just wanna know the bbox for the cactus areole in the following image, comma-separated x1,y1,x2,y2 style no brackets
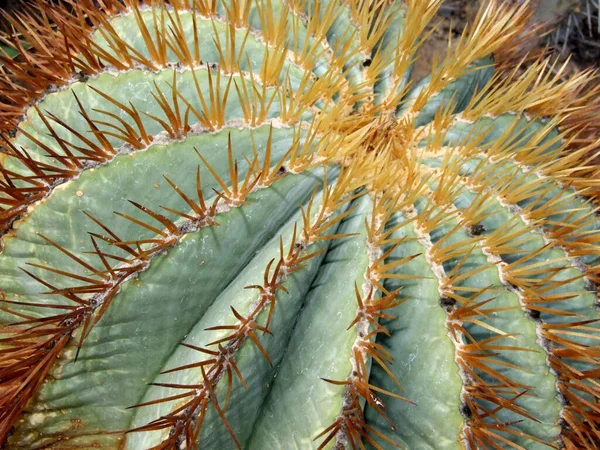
0,0,599,449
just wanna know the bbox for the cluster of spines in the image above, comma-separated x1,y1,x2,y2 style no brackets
0,0,599,448
0,0,382,234
411,121,600,447
0,0,384,432
315,190,424,449
3,0,595,236
0,0,352,130
459,160,600,447
0,64,311,235
126,163,367,448
356,105,600,447
0,123,311,443
406,178,549,448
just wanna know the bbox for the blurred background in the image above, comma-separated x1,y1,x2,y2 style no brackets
412,0,600,79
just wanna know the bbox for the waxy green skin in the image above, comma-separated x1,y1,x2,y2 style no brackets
1,1,599,449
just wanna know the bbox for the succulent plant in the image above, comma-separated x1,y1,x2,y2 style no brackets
546,0,600,67
0,0,599,449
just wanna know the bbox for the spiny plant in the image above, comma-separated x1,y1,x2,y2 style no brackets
0,0,599,449
546,0,599,67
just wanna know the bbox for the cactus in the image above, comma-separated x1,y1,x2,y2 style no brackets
0,0,599,448
546,0,600,67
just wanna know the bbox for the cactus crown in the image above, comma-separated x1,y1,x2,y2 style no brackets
0,0,599,449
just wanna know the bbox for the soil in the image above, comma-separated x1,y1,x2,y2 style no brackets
411,0,481,80
412,0,600,81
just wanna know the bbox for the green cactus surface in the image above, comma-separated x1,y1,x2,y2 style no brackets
0,0,599,449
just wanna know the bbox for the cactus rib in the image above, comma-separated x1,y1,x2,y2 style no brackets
0,0,599,449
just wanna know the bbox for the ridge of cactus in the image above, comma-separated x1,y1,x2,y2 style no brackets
0,0,599,449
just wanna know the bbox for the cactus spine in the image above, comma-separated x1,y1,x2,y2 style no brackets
0,0,599,449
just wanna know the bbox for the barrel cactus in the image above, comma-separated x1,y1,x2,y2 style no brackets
0,0,599,448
